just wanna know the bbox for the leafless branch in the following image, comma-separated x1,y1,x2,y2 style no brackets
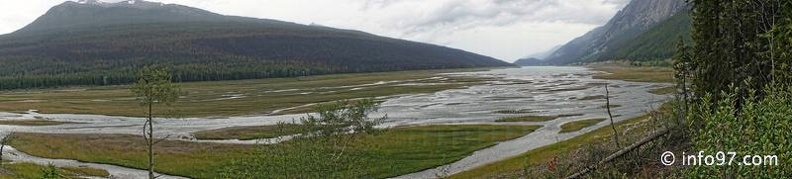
153,134,172,145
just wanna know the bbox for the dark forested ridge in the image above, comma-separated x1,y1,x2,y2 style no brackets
0,0,511,90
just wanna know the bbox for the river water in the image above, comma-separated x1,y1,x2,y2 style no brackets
0,66,669,178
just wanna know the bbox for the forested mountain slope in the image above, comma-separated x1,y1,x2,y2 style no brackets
543,0,688,64
598,10,692,61
0,0,511,90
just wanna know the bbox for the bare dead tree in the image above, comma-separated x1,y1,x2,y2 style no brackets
565,128,670,179
605,84,620,148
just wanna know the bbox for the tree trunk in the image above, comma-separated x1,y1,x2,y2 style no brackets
606,84,620,148
148,102,154,179
566,128,670,179
0,135,6,167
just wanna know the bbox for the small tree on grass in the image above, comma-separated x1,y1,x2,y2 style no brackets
131,66,181,179
299,98,385,160
220,98,385,178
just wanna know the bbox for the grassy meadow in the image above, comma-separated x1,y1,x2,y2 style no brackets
0,68,494,117
0,119,74,126
9,124,539,178
495,114,584,122
0,162,109,179
559,118,606,133
193,124,304,140
589,63,674,83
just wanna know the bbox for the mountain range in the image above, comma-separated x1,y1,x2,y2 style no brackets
0,0,511,90
531,0,690,65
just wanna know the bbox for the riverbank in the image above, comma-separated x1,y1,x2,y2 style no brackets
447,64,676,178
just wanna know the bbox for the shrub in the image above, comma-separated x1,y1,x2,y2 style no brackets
686,85,792,177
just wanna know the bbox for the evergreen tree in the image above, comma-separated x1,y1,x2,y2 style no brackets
131,66,181,179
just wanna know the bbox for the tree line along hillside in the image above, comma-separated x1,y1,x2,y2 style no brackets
0,1,511,90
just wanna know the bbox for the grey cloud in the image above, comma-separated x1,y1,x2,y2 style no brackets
361,0,406,10
362,0,629,36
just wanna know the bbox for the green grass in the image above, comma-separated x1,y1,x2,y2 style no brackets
450,102,672,178
193,124,304,140
649,86,676,95
493,109,537,114
579,95,606,100
0,120,73,126
0,162,109,178
589,63,674,83
601,104,622,109
9,124,539,179
495,114,584,122
9,133,250,178
330,125,541,178
548,85,593,92
559,118,606,133
0,68,491,117
61,166,110,178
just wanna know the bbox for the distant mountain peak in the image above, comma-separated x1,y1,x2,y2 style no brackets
71,0,165,9
76,0,100,4
13,0,224,34
0,0,511,90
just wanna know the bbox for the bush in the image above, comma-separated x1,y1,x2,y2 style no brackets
40,164,60,179
686,85,792,177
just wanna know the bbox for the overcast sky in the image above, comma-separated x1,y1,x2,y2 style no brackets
0,0,630,62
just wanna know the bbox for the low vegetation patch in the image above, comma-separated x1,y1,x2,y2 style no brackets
649,86,676,95
493,109,538,114
193,124,304,140
0,119,73,126
60,166,111,178
601,104,622,109
579,95,606,100
496,114,584,122
548,85,592,92
9,124,539,179
0,162,109,179
559,118,606,133
9,133,251,178
589,63,673,83
0,69,490,117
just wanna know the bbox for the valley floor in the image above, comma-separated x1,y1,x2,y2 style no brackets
0,65,673,178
